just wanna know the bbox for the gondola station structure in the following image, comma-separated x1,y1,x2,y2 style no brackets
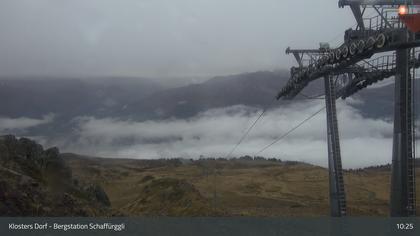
278,0,420,217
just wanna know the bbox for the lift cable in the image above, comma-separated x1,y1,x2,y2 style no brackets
254,106,326,156
213,96,278,209
299,93,325,100
224,97,278,158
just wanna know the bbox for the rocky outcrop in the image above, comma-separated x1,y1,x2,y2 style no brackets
0,135,112,216
85,184,111,207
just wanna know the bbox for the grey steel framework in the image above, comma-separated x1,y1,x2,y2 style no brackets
324,75,346,217
277,1,420,216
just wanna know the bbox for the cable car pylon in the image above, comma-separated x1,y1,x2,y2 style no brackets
278,1,420,217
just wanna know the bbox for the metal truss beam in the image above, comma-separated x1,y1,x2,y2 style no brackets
278,37,420,100
349,3,366,30
390,32,416,216
279,2,419,217
324,75,347,217
337,55,420,98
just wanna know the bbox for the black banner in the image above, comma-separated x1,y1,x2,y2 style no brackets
0,217,419,236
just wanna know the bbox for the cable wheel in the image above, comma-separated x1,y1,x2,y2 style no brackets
341,45,349,58
349,42,357,55
335,49,342,61
375,33,386,48
357,40,365,53
366,37,376,49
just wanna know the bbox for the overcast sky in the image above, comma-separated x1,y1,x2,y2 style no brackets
0,0,355,83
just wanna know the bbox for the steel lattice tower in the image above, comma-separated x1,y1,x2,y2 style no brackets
277,0,420,216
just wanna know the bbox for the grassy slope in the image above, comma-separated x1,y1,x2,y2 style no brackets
64,155,420,217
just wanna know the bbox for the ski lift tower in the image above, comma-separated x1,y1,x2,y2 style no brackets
278,0,420,216
338,0,420,217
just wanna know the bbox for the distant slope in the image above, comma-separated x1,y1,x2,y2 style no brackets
353,82,395,119
2,133,416,217
64,154,420,217
0,72,415,141
0,77,163,118
120,70,291,119
0,72,406,122
115,72,412,120
341,78,420,119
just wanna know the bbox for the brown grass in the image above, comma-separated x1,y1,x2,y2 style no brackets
64,155,420,217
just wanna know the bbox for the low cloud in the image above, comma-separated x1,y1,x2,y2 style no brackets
46,99,407,168
0,114,54,132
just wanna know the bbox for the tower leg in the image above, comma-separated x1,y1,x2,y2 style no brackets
324,75,347,217
390,31,416,217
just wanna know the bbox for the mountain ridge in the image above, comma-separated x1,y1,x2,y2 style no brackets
0,71,412,142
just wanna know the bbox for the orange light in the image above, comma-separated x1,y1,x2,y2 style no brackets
399,5,408,15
